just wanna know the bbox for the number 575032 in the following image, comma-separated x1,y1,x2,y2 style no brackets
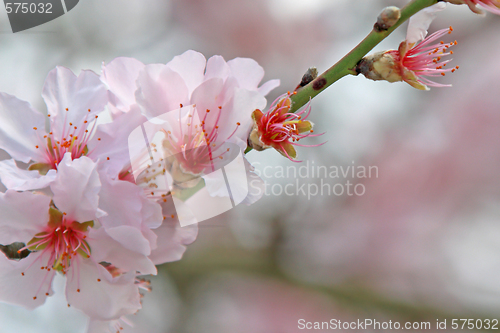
5,3,53,14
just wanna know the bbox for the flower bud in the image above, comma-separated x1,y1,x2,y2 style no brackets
356,50,403,83
375,6,401,31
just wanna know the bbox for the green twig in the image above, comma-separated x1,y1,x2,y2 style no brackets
288,0,438,113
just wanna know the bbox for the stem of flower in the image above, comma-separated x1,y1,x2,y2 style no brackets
288,0,438,113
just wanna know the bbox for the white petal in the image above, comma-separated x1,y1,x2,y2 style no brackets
66,261,141,320
0,251,55,309
0,190,51,245
135,64,189,119
205,55,230,81
407,2,447,44
166,50,206,96
42,67,108,138
0,159,56,190
51,153,101,222
100,57,145,113
258,79,280,97
227,57,265,91
224,88,267,142
0,93,47,163
89,228,156,275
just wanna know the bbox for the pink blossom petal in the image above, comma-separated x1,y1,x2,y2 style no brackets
258,79,281,97
66,261,141,320
205,55,230,81
227,57,265,91
100,57,145,114
0,190,51,245
98,174,162,233
98,175,141,229
140,195,163,230
51,153,101,222
190,77,225,121
407,3,447,44
166,50,206,96
219,76,240,107
0,93,47,163
135,64,189,119
0,159,56,190
104,225,152,257
88,228,156,275
86,318,127,333
0,251,55,309
42,67,107,139
223,88,267,141
141,225,158,251
88,108,147,178
149,200,198,265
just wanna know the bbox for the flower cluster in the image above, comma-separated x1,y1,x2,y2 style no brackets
0,51,279,330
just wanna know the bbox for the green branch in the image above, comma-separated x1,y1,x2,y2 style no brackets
288,0,438,113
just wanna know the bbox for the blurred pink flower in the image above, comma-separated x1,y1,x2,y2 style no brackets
186,274,353,333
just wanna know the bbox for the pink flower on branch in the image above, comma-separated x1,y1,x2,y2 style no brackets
248,92,323,161
446,0,500,15
387,27,459,90
358,3,459,90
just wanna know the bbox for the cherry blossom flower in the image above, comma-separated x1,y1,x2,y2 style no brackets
101,51,279,206
0,66,147,190
0,154,155,321
389,26,458,90
0,67,105,169
446,0,500,15
358,3,459,90
248,92,322,161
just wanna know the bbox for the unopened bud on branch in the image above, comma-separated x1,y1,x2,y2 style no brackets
295,67,318,91
375,6,401,31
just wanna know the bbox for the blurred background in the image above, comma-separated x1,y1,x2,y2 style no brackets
1,0,499,332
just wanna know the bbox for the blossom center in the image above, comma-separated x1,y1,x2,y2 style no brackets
162,105,239,176
20,207,93,275
32,108,100,170
401,26,459,87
